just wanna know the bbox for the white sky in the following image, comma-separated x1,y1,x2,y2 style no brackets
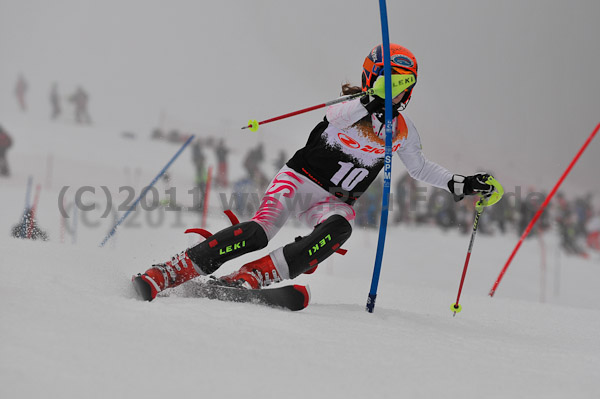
1,0,599,197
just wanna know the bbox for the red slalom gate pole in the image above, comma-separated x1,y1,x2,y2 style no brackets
489,122,600,297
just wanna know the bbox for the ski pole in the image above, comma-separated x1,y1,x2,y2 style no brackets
489,122,599,297
242,74,415,132
452,176,503,316
242,91,368,132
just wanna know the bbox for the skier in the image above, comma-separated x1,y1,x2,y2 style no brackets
133,44,496,301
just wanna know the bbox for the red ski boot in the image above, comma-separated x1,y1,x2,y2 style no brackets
219,254,282,289
132,251,201,301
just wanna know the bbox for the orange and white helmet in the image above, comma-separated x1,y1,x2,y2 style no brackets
361,44,418,108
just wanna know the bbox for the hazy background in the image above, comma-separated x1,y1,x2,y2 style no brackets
1,0,599,197
1,3,600,397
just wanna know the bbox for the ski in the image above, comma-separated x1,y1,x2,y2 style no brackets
184,280,310,311
132,274,310,311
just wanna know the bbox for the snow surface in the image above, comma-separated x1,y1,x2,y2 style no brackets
1,110,600,399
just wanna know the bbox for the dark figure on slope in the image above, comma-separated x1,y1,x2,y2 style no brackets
191,138,207,211
15,74,28,112
69,86,92,124
243,142,268,189
0,125,13,177
215,139,229,188
50,83,61,119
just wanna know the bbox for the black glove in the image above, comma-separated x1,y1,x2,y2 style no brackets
361,95,385,114
448,173,493,202
360,95,400,119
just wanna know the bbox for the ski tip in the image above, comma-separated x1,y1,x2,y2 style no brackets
293,284,310,309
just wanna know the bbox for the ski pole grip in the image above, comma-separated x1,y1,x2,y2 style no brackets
477,176,504,209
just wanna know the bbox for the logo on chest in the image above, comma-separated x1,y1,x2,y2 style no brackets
337,133,361,149
337,132,402,154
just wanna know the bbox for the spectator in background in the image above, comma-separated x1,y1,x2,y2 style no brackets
273,149,287,172
15,74,28,112
428,187,456,230
395,172,417,224
355,177,383,228
215,139,229,188
557,210,588,258
191,138,207,212
587,211,600,251
0,125,13,177
192,138,207,187
519,188,544,237
455,196,474,234
243,143,267,188
69,86,92,124
167,129,181,143
151,128,164,140
50,82,61,119
573,194,593,237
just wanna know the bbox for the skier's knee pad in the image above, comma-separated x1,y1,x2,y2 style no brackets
187,221,268,274
283,215,352,279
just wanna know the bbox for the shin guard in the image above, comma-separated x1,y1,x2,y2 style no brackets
187,220,268,274
283,215,352,279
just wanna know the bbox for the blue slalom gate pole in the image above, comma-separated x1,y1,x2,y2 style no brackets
366,0,394,313
99,135,195,247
